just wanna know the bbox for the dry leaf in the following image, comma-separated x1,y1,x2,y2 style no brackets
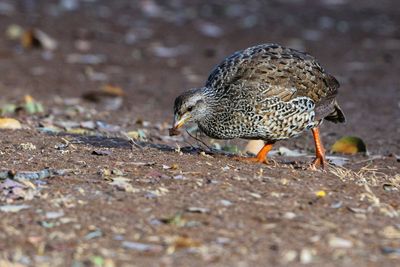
166,236,201,254
0,118,22,129
24,95,44,114
331,136,367,155
169,127,181,136
380,226,400,239
66,128,94,135
21,28,57,50
82,85,124,110
172,236,201,249
127,129,146,140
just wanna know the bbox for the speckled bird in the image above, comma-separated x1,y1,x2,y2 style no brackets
171,44,345,168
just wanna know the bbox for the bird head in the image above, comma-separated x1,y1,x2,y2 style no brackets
171,88,209,133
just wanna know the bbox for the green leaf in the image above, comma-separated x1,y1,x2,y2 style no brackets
221,145,239,153
0,103,17,115
160,212,186,227
91,256,104,267
24,95,44,114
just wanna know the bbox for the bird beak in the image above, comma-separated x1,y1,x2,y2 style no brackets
173,112,191,129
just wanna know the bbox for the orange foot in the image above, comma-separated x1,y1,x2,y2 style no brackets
310,127,326,170
234,143,273,164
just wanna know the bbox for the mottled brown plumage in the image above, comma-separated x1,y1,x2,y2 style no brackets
171,43,345,168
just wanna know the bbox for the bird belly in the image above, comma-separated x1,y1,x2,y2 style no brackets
254,96,318,140
257,111,317,141
198,96,318,141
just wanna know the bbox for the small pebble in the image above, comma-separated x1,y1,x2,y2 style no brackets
328,236,353,248
122,241,162,253
381,247,400,255
45,211,64,219
281,250,297,264
220,199,233,207
330,201,342,209
283,212,296,220
300,248,313,264
186,207,210,213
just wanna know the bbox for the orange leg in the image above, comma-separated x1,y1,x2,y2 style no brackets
235,143,274,164
311,127,326,169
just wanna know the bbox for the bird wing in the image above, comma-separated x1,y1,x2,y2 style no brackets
205,44,340,119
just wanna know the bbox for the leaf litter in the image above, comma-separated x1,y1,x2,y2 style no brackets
331,136,367,155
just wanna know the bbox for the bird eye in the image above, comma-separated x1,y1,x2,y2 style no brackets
187,106,193,112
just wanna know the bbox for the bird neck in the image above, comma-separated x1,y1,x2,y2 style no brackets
198,86,213,97
194,87,220,125
200,87,220,103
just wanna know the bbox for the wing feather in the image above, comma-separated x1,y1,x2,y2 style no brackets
206,44,338,104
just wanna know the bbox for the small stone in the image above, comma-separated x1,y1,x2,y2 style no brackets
330,201,342,209
221,166,230,171
84,229,103,240
45,211,64,219
173,175,185,180
186,207,210,213
328,236,353,248
300,248,313,264
381,247,400,255
347,207,367,214
216,237,231,245
249,192,261,199
281,250,297,264
122,241,163,252
109,177,138,193
383,184,398,192
219,199,233,206
283,212,296,220
18,142,36,150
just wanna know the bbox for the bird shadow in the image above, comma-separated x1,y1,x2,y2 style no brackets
58,132,215,155
52,132,309,169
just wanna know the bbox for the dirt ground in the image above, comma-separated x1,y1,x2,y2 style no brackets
0,0,399,266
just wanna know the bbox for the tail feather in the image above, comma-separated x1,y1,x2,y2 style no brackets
325,101,346,123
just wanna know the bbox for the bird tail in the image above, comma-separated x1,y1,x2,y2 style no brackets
325,101,346,123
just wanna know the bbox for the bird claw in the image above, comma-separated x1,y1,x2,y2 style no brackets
310,157,326,171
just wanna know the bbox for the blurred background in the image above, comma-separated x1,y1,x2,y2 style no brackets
0,0,399,153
